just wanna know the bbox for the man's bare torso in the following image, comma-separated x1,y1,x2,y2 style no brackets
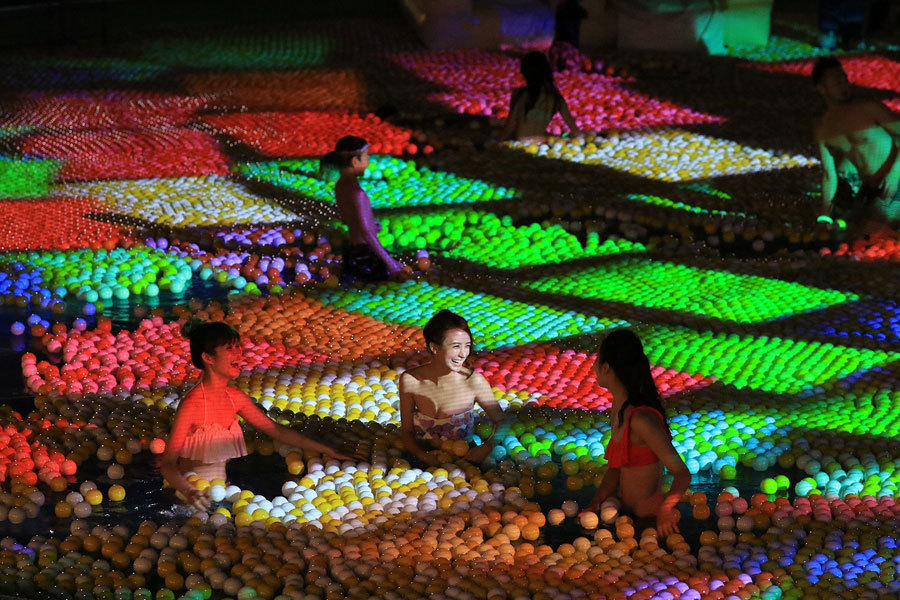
816,100,896,182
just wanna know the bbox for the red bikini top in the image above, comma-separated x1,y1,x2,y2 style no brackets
605,406,668,468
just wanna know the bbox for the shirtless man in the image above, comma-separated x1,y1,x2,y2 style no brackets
813,56,900,228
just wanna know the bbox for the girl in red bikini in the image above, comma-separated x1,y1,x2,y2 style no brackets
159,321,350,510
586,329,691,537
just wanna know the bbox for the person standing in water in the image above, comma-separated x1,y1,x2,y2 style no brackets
813,56,900,229
500,51,580,142
321,135,406,281
586,329,691,537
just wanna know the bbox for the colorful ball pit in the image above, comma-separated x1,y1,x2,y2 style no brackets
236,155,517,209
506,130,818,181
22,128,229,181
1,16,900,600
200,111,414,157
59,176,301,227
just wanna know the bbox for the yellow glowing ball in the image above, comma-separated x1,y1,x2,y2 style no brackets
108,485,126,502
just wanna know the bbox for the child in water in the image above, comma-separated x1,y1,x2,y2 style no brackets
500,51,580,142
320,136,407,281
159,321,350,509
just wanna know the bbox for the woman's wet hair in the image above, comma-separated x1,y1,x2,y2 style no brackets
597,329,666,426
520,51,559,113
182,319,241,370
320,135,369,181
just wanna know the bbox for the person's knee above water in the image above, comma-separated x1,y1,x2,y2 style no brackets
812,56,900,227
159,321,350,510
320,136,406,280
399,310,503,465
500,51,580,141
585,329,691,537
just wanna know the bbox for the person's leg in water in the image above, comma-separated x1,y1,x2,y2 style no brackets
341,243,389,283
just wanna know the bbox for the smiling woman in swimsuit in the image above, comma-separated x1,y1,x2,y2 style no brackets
586,329,691,537
159,321,350,510
399,310,503,465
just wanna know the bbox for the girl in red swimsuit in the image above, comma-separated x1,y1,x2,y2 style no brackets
159,321,350,510
586,329,691,537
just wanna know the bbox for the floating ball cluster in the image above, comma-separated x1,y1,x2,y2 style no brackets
181,70,369,111
0,91,208,129
309,280,626,350
141,32,334,69
833,231,900,262
236,155,516,208
227,293,423,361
0,405,79,494
200,111,414,157
379,210,644,268
0,157,59,199
22,128,229,181
0,198,128,251
473,344,715,411
724,35,834,62
0,56,166,88
641,323,900,394
506,130,818,181
756,55,900,94
523,257,856,324
59,176,300,226
2,247,193,303
24,316,348,396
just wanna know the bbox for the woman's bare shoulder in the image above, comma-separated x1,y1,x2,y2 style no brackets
399,365,428,386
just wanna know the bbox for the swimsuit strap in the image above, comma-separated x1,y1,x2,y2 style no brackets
200,383,208,424
224,387,237,413
200,383,239,425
